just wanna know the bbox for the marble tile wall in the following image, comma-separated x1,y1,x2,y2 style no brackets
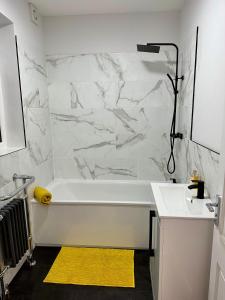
176,33,220,198
1,34,218,190
46,51,176,180
0,39,53,195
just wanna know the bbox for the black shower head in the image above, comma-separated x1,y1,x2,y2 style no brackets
137,44,160,53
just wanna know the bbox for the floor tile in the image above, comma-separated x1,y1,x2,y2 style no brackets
9,247,153,300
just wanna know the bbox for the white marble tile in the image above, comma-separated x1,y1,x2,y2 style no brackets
48,81,112,112
51,108,116,159
46,51,175,83
116,80,173,109
24,108,50,137
0,36,53,195
46,54,93,83
54,156,137,180
47,51,177,181
138,157,170,181
114,52,176,81
0,153,20,189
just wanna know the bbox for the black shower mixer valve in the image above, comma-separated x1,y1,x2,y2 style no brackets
170,132,183,139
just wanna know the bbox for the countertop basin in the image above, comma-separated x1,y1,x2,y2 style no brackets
151,182,215,219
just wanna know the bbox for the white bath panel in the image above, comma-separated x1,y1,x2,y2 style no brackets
31,179,155,249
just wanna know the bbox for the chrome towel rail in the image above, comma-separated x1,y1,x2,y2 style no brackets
0,174,35,202
0,174,36,300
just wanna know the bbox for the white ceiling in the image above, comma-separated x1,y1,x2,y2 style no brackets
32,0,184,16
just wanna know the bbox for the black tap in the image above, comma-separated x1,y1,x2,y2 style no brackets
188,180,205,199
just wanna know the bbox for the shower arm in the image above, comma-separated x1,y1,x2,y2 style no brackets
147,43,184,139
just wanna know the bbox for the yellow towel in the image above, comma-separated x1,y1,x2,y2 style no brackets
34,186,52,205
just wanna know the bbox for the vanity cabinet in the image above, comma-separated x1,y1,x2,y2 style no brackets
150,210,214,300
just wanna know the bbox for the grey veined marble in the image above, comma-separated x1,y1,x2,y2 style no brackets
0,43,53,191
0,40,219,192
47,51,176,181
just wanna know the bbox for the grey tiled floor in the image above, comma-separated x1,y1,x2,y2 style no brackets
9,247,153,300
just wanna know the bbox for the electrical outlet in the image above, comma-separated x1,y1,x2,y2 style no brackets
29,3,39,25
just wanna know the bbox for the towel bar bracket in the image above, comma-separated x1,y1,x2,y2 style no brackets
0,174,35,202
0,266,10,300
19,175,36,268
0,266,10,279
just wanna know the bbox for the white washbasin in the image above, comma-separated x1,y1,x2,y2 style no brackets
151,182,215,219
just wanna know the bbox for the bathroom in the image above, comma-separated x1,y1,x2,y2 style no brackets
0,0,225,299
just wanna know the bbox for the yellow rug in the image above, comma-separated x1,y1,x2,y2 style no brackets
44,247,135,288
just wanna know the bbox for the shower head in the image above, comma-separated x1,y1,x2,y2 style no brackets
137,44,160,53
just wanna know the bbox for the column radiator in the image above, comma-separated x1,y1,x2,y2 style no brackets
0,199,28,268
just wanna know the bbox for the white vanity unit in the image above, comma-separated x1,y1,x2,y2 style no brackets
150,183,215,300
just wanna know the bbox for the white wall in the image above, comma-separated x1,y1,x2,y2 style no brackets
0,1,43,51
43,12,180,54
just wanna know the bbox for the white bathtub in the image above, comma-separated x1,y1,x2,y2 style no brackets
31,179,155,249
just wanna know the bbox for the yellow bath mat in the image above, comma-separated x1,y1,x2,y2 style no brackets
44,247,135,288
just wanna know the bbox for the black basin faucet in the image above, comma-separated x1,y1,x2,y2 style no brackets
188,180,205,199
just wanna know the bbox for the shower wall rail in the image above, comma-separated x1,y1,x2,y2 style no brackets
0,174,35,300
